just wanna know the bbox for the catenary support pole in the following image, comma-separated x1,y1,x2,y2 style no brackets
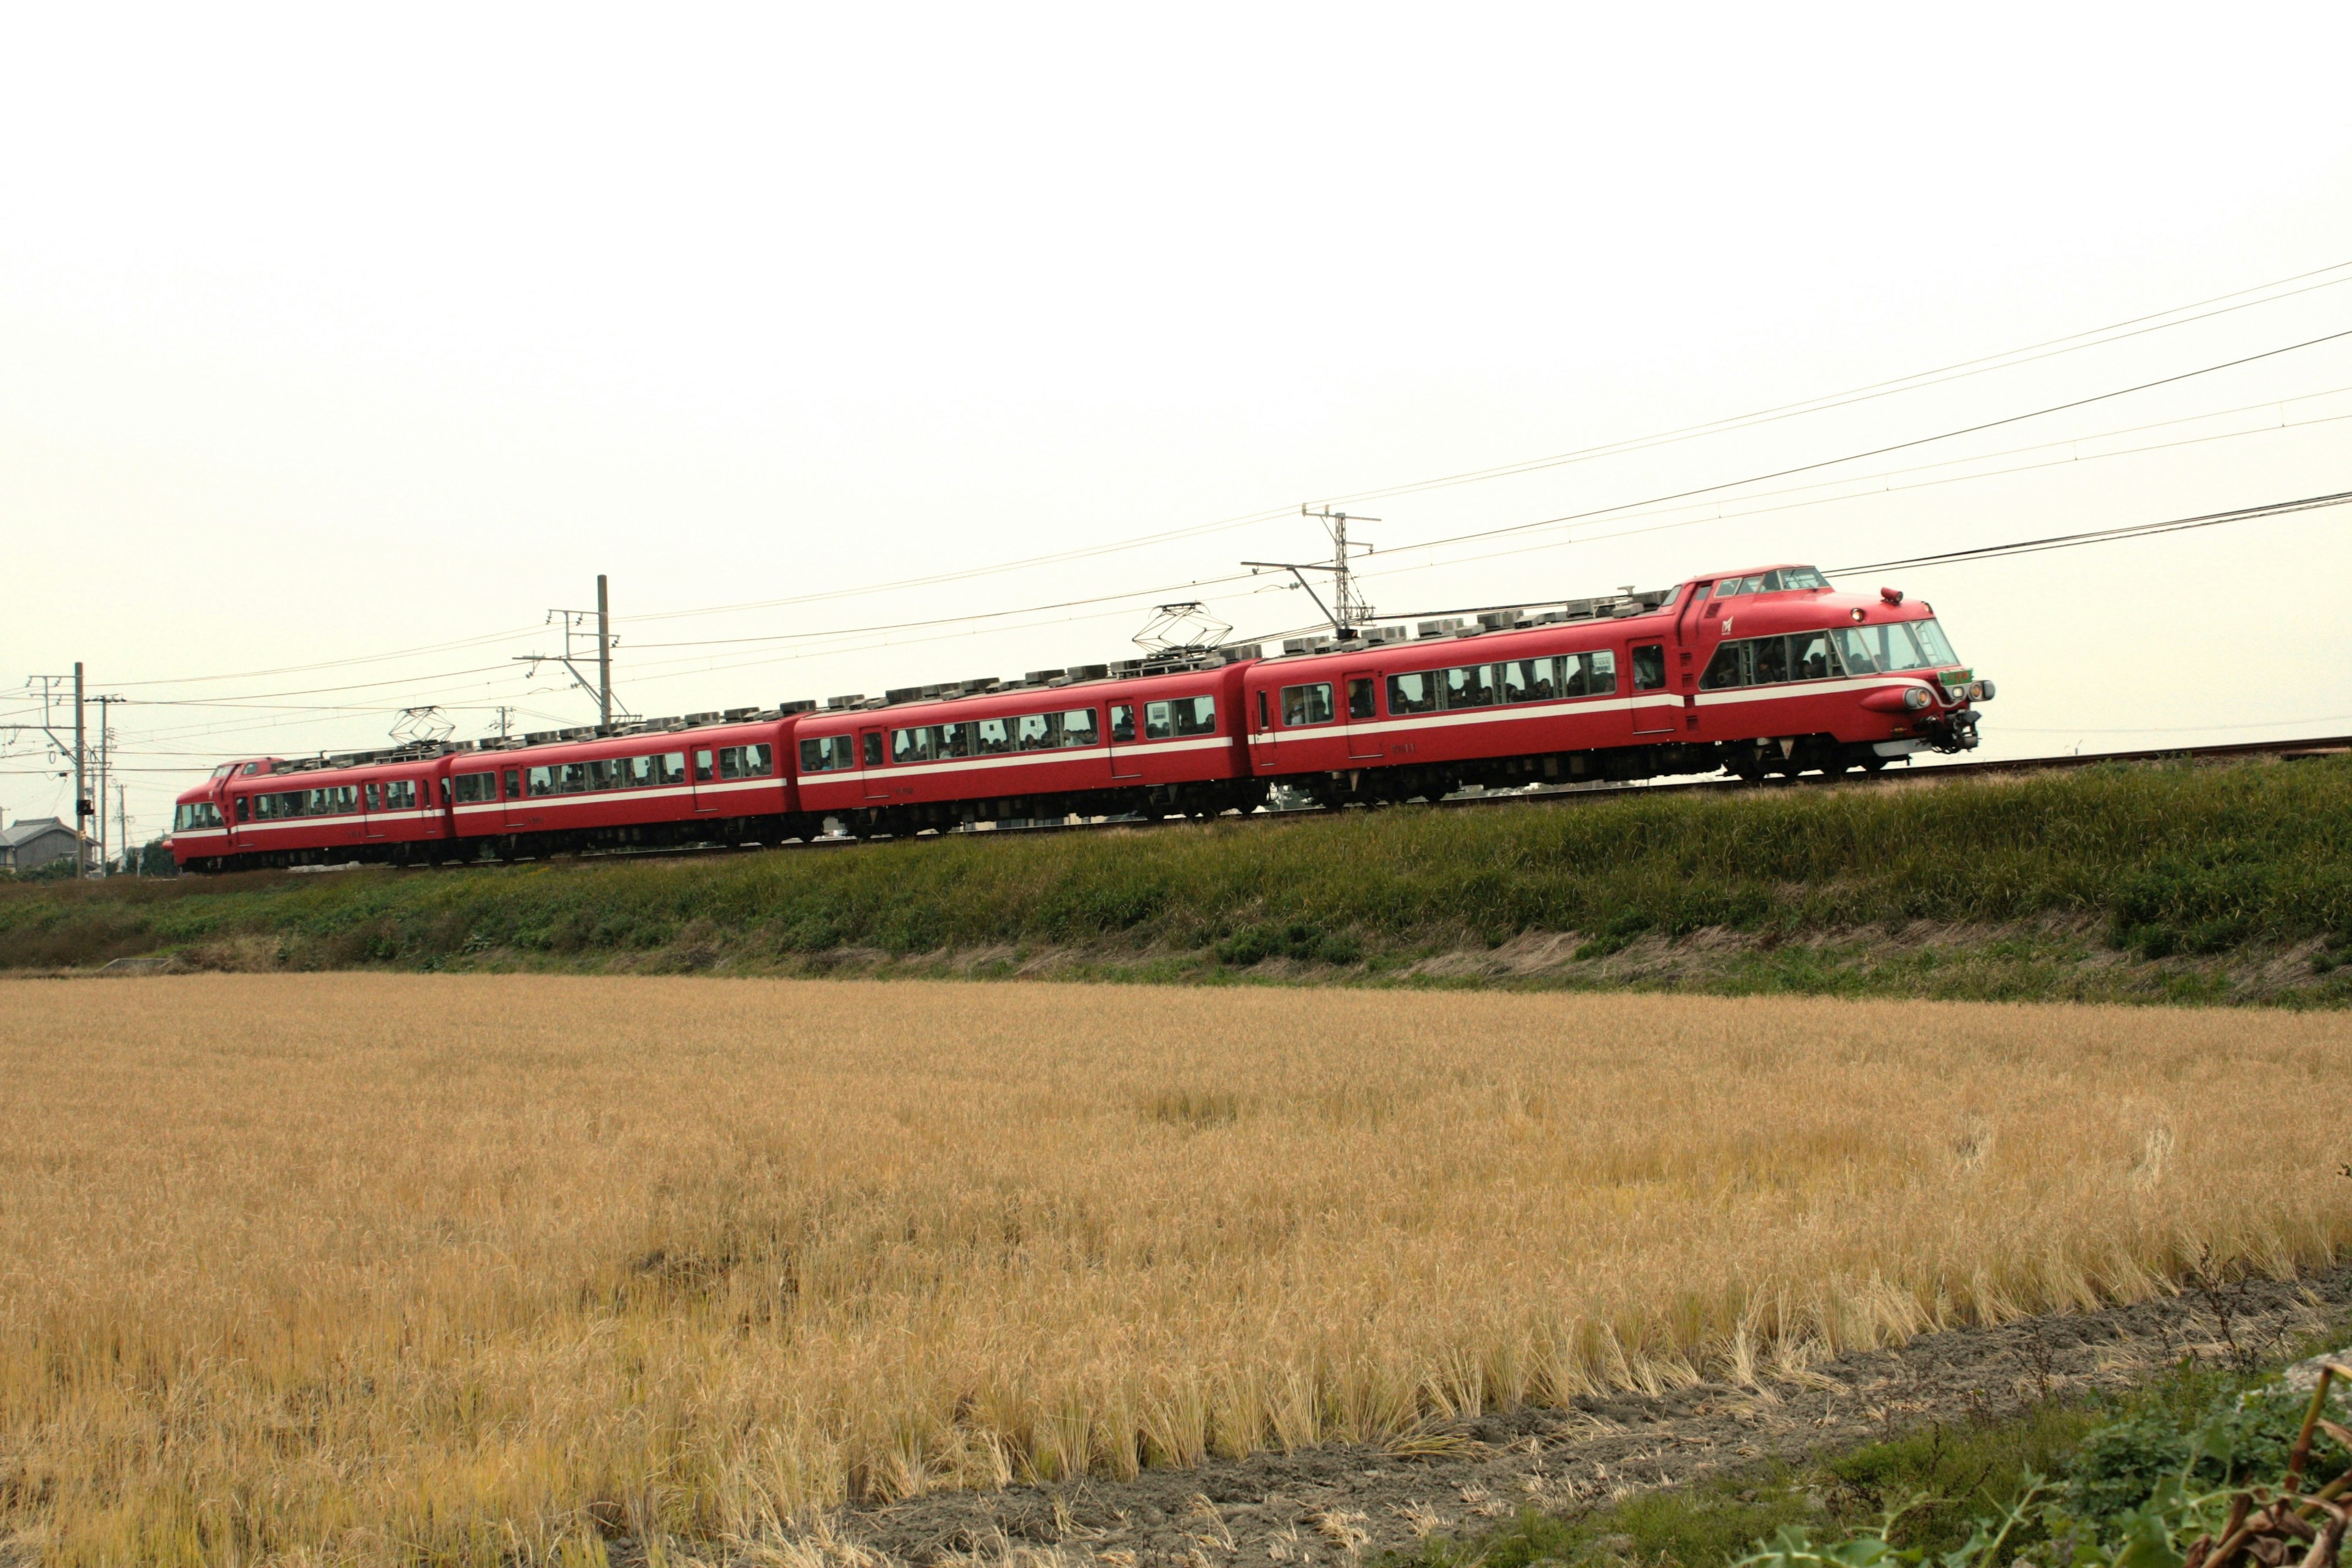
596,574,612,732
72,663,87,877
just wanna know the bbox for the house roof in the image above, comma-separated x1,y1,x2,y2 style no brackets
0,816,71,849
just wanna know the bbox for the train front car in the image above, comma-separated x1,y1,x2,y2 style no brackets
1241,563,1988,802
1685,565,1989,777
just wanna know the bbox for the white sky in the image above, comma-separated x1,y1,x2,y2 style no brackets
6,4,2351,844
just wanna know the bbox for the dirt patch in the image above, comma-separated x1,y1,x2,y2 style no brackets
801,1270,2350,1567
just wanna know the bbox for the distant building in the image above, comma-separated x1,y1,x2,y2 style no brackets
0,817,83,873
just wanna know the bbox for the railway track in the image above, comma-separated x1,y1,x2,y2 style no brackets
445,728,2345,870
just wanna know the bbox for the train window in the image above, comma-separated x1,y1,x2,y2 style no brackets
528,766,556,797
1911,619,1958,667
1793,633,1841,680
718,743,774,778
234,796,250,822
1256,691,1270,730
1701,641,1747,689
1631,645,1666,691
1844,620,1953,673
451,774,485,804
1439,665,1491,709
624,755,655,787
974,718,1012,755
1281,682,1335,726
504,769,521,799
1781,567,1828,590
365,783,382,811
693,749,714,783
1751,636,1790,685
1496,660,1541,704
1144,700,1174,740
1110,704,1136,743
1016,712,1055,750
1387,671,1438,715
1714,579,1740,598
655,753,685,786
862,733,883,767
1059,708,1099,747
942,725,977,760
892,727,930,764
1173,696,1216,736
1348,679,1374,720
798,737,829,772
585,760,619,791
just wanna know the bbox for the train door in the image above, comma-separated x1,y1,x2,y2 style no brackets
1629,643,1676,736
361,782,388,842
1248,687,1278,771
1108,701,1143,780
857,729,890,801
499,768,525,835
691,746,720,815
1343,674,1382,761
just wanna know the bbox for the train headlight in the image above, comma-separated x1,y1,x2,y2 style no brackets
1902,687,1932,711
1850,608,1867,622
1971,679,1996,701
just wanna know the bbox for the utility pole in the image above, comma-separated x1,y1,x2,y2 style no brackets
117,783,130,876
1243,507,1381,641
596,573,612,732
73,663,88,877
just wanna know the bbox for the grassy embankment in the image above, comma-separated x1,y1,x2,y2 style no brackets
6,754,2351,1000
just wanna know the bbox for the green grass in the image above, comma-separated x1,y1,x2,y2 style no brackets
1388,1322,2351,1568
7,755,2352,1001
1388,1402,2104,1568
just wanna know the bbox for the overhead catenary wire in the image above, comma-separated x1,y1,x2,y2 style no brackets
603,260,2352,629
1312,259,2352,508
72,260,2352,695
1823,489,2352,576
1369,324,2352,562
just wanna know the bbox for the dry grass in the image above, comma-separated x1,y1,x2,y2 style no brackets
0,974,2346,1566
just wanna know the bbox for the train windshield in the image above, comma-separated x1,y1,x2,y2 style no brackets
1836,618,1960,674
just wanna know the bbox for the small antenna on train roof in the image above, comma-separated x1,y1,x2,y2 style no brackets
1243,506,1379,640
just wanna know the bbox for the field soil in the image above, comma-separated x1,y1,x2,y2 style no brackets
827,1270,2352,1567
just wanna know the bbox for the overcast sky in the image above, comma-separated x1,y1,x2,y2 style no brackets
6,4,2351,843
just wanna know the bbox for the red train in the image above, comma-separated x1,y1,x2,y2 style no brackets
167,565,1991,872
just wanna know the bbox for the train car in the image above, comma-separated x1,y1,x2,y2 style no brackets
164,750,461,871
165,560,1991,873
444,716,798,857
1241,565,1985,803
790,661,1257,835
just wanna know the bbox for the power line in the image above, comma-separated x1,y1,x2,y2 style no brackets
605,260,2352,630
1313,260,2352,508
1351,394,2352,584
1823,489,2352,576
1373,324,2352,561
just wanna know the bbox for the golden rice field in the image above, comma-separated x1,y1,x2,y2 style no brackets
1,974,2346,1566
